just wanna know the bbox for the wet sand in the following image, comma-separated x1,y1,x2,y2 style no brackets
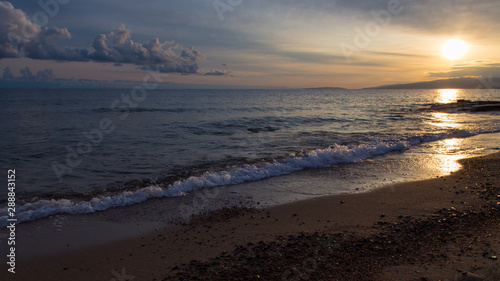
2,153,499,280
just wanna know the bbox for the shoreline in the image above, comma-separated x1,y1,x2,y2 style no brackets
1,152,498,280
4,131,498,231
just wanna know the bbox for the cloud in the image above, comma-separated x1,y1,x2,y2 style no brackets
0,2,205,74
203,70,227,76
0,2,86,61
20,67,55,82
428,62,500,78
23,27,91,61
2,66,55,82
92,25,205,73
2,66,13,79
90,25,205,73
0,1,39,58
334,0,500,40
244,0,500,42
204,64,232,76
140,44,205,74
451,60,493,68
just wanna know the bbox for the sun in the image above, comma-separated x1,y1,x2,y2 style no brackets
442,39,467,60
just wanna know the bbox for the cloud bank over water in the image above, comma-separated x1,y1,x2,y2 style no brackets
0,1,204,74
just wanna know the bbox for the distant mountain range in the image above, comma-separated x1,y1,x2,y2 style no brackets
366,77,500,90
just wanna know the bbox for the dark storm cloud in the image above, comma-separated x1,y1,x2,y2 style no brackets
0,2,204,74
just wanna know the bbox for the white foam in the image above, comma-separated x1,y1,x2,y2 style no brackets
0,130,491,227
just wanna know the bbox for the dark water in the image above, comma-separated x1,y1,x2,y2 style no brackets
0,88,499,225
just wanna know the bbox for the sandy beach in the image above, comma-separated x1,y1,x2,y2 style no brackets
2,152,499,280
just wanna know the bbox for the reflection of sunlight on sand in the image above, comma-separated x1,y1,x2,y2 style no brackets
437,89,459,104
428,112,461,128
428,138,464,175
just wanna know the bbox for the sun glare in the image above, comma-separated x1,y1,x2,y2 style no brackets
437,89,458,104
442,39,467,60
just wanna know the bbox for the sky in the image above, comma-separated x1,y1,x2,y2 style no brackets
0,0,499,89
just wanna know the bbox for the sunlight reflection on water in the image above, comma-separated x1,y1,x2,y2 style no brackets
436,89,459,104
429,138,465,174
428,112,462,128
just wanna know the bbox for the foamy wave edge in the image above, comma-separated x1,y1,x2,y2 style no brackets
0,131,492,227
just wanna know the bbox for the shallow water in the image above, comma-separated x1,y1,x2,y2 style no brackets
0,88,499,226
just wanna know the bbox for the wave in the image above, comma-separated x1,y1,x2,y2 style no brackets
0,130,494,227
